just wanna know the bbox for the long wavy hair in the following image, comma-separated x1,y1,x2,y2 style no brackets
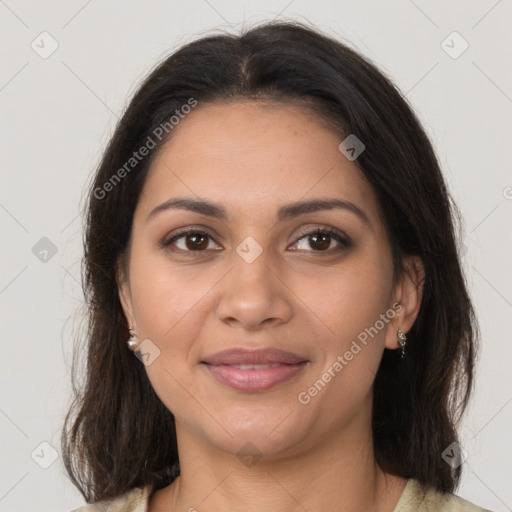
61,20,478,503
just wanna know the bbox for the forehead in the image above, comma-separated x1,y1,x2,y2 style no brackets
136,101,383,227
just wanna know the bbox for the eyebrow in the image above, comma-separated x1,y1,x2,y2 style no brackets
147,197,370,225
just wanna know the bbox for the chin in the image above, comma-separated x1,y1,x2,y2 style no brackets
216,431,302,462
199,408,306,459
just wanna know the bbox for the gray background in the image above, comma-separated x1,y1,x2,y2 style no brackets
0,1,511,511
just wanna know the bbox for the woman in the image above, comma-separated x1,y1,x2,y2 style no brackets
64,20,492,511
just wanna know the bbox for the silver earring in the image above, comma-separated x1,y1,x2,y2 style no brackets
127,326,139,351
397,329,407,358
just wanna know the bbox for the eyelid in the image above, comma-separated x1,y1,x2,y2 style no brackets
159,225,220,250
293,225,350,243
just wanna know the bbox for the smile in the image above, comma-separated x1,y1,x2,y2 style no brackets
200,346,309,391
201,362,307,391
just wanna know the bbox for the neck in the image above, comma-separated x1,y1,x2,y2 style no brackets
149,407,407,512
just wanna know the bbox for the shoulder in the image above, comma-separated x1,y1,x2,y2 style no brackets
70,485,152,512
394,478,494,512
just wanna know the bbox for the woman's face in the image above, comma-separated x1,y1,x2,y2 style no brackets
118,101,421,459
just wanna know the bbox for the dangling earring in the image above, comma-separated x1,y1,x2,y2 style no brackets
127,326,139,351
397,329,407,358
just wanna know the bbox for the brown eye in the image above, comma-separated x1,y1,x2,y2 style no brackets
182,232,209,251
290,227,352,253
161,229,221,254
307,232,331,251
161,226,352,257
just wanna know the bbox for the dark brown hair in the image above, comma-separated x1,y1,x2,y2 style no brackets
62,20,478,503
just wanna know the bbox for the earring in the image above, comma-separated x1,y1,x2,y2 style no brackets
397,329,407,358
127,326,140,351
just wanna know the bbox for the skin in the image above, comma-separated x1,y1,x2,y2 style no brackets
118,101,424,511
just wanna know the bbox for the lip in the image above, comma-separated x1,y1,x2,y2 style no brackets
201,348,308,392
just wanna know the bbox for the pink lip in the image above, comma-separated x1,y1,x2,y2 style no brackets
201,348,308,391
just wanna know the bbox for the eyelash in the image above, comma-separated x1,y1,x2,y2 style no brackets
160,226,352,256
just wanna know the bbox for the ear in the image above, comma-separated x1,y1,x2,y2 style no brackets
116,255,136,328
384,255,425,350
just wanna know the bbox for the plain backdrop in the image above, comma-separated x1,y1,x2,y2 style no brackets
1,1,511,511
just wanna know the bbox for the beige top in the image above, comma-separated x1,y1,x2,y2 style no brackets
70,478,493,511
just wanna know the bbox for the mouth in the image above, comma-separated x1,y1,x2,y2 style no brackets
200,347,308,392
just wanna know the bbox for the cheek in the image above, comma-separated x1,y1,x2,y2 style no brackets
294,250,393,405
127,246,222,399
127,251,209,416
128,246,205,339
294,250,392,344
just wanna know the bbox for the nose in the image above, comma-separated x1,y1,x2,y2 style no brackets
215,246,294,331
